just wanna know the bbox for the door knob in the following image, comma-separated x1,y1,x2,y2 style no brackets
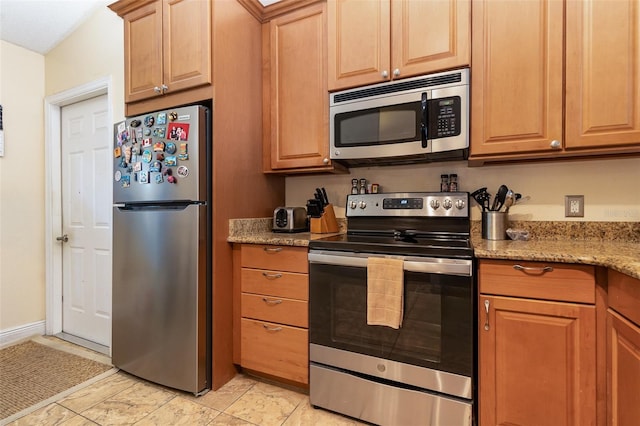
56,234,68,243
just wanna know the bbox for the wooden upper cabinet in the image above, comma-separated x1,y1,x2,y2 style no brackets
565,0,640,150
328,0,470,91
263,2,339,173
162,0,212,95
471,0,564,156
112,0,211,104
470,0,640,163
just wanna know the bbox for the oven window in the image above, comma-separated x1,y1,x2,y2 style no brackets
334,102,421,147
309,263,473,377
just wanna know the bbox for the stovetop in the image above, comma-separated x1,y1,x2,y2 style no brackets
309,192,473,259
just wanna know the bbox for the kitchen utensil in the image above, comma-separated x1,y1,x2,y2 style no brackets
306,199,323,218
503,189,515,212
471,187,491,212
492,185,509,212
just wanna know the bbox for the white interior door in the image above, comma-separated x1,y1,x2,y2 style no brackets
61,94,111,347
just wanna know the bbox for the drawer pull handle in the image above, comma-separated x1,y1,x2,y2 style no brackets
262,298,283,305
484,299,490,331
262,324,283,332
513,264,554,274
262,272,283,280
263,247,283,253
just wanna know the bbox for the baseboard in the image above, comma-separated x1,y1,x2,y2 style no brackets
0,321,45,348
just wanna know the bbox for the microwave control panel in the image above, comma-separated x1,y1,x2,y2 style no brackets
428,96,461,139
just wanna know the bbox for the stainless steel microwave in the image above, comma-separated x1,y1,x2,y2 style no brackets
330,68,469,166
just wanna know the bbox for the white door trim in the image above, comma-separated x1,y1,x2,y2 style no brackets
44,77,113,337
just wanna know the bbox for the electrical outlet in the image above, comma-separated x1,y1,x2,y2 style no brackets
565,195,584,217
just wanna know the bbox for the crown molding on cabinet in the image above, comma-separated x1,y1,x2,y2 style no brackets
237,0,322,23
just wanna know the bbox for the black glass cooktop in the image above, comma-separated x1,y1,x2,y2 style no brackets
309,232,473,259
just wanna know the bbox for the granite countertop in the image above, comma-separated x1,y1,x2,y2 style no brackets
228,218,640,280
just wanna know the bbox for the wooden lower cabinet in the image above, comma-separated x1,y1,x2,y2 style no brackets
479,260,597,426
240,318,308,384
607,270,640,426
235,244,309,386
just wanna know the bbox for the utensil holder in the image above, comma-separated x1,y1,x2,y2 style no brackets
310,204,339,234
482,211,508,240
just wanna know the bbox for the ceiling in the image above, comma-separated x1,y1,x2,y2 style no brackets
0,0,112,55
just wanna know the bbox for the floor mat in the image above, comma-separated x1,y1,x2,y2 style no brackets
0,340,112,420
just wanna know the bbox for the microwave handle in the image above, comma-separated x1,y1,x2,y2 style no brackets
421,92,428,148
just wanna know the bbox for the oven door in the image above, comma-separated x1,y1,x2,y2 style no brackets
309,250,474,381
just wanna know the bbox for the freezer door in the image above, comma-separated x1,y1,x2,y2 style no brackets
112,204,209,393
113,105,209,204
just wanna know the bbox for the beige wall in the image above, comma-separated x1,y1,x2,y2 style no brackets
0,41,46,331
286,157,640,222
0,6,123,334
46,7,125,121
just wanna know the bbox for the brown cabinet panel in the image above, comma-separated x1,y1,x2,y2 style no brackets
241,318,309,384
565,0,640,149
124,1,163,103
241,268,309,300
390,0,469,79
112,0,212,105
479,295,597,426
241,293,308,328
479,260,596,304
608,270,640,327
162,0,211,93
264,2,332,171
240,244,309,273
327,0,390,90
471,0,564,156
470,0,640,163
607,309,640,426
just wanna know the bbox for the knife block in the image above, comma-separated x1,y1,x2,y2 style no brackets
310,204,339,234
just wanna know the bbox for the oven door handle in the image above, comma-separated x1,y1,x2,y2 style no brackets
308,251,472,277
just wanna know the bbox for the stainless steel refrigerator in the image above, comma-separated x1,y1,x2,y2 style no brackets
112,105,210,394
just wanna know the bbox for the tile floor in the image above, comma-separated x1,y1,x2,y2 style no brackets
7,338,365,426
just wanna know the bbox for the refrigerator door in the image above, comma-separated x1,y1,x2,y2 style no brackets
112,203,209,393
113,105,209,204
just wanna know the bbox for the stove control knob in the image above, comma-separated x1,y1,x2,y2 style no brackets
359,201,367,209
443,199,453,210
350,200,357,209
455,199,466,210
430,199,440,210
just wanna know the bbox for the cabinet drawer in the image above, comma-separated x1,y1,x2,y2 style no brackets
241,244,308,273
479,260,595,304
241,293,308,328
241,268,308,300
608,270,640,327
241,318,308,384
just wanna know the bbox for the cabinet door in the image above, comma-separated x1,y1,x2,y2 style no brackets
479,295,596,426
265,3,331,171
124,1,163,103
607,309,640,426
328,0,390,91
390,0,469,80
162,0,211,94
565,0,640,150
471,0,564,156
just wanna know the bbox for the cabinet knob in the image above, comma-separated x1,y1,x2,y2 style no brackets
153,86,162,93
381,70,389,78
393,68,400,77
161,84,168,92
550,140,561,149
323,158,329,164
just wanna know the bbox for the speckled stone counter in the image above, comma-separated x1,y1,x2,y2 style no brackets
227,218,346,247
228,218,640,280
472,221,640,280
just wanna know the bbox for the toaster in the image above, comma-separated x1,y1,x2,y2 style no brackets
272,207,308,233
